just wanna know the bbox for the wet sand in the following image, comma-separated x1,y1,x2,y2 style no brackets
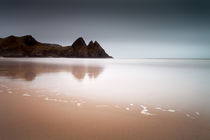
0,85,210,140
1,58,210,140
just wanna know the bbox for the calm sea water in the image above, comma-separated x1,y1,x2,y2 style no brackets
1,58,210,139
1,58,210,111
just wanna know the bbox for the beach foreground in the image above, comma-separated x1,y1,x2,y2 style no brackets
1,92,210,140
0,58,210,140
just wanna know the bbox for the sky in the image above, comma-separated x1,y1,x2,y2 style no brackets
0,0,210,58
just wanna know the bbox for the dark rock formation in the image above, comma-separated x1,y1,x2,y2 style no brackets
72,37,87,47
0,35,112,58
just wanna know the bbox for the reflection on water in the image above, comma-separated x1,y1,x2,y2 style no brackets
71,65,103,80
0,58,210,112
0,58,210,108
1,58,210,109
1,58,210,140
0,59,104,81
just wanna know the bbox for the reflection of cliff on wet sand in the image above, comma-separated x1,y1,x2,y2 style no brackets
0,60,104,81
71,65,103,80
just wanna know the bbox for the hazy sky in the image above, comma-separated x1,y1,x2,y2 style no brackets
0,0,210,58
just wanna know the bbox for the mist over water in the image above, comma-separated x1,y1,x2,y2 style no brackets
1,58,210,111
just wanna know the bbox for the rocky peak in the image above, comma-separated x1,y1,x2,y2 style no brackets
88,40,94,46
93,41,101,47
4,35,17,43
72,37,86,47
0,35,112,58
88,41,102,49
22,35,38,46
1,35,38,46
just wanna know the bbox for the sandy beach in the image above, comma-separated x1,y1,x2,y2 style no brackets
0,58,210,140
0,83,210,140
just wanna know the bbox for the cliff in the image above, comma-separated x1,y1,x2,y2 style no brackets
0,35,112,58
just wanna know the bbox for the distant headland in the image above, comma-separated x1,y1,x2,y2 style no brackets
0,35,112,58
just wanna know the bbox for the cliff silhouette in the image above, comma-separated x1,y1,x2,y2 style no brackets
0,35,112,58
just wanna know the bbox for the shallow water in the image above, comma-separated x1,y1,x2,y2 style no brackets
0,58,210,140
